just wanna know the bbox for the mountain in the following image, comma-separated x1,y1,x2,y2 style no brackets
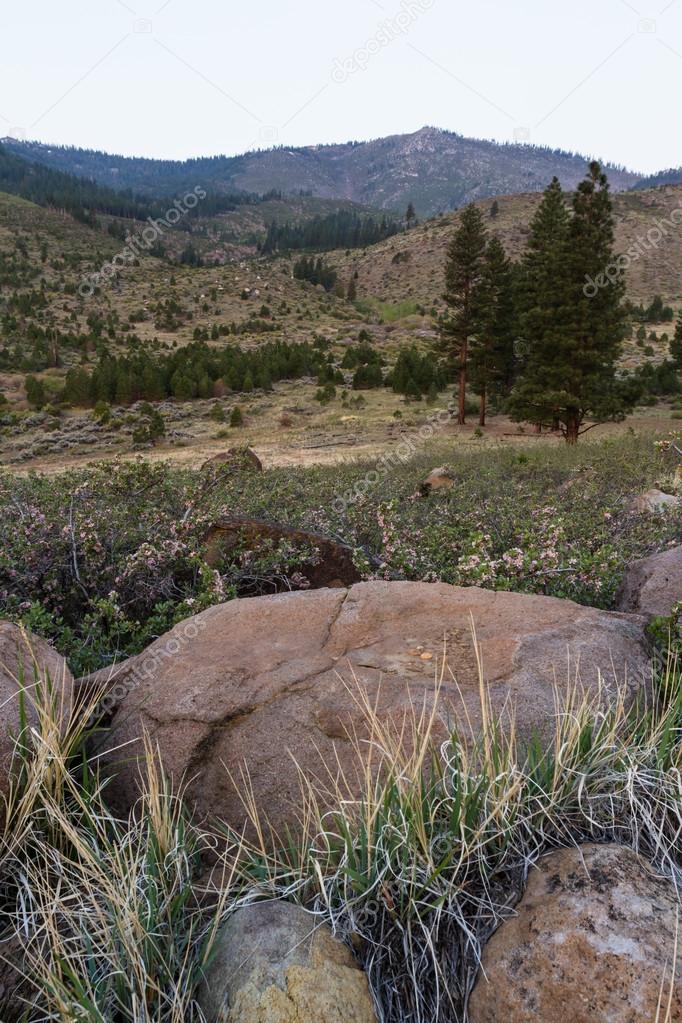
632,168,682,190
0,142,165,224
2,127,642,216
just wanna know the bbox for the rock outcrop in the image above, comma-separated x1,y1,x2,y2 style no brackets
616,545,682,618
97,582,651,837
203,446,263,472
0,622,74,805
468,844,682,1023
198,901,377,1023
420,466,455,495
629,488,681,514
204,518,361,589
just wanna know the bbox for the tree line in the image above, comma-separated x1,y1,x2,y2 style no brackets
260,209,402,254
60,340,328,407
0,144,289,230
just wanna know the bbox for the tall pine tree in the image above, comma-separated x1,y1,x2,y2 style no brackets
439,204,488,424
510,165,631,443
469,236,517,425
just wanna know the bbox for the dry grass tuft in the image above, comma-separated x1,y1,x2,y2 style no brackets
217,638,682,1023
0,633,679,1021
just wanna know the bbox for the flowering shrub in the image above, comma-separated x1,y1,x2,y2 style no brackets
0,433,679,673
0,461,325,673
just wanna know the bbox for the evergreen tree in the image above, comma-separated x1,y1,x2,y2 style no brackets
406,202,416,228
352,362,384,389
62,367,91,406
469,237,516,425
509,165,631,443
25,375,46,409
671,313,682,369
438,204,488,424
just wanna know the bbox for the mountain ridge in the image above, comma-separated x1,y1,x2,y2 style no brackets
2,126,643,216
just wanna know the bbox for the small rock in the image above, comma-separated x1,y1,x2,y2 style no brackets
420,466,454,495
203,447,263,472
198,901,377,1023
629,488,681,514
468,844,682,1023
616,545,682,618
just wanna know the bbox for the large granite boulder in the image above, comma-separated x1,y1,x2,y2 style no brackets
198,901,377,1023
95,582,651,837
616,545,682,618
0,622,74,806
468,844,682,1023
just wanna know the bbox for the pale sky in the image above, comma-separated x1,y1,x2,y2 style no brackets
1,0,680,174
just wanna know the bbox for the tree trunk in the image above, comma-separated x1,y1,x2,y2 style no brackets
479,389,486,427
565,412,580,445
458,338,468,425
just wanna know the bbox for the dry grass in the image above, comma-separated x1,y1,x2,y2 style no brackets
0,666,230,1022
217,636,682,1023
0,630,679,1021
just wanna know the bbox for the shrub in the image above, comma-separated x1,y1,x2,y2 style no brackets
0,433,679,673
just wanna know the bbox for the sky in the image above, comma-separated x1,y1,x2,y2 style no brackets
1,0,681,173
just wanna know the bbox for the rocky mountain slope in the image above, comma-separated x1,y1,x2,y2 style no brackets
3,127,641,216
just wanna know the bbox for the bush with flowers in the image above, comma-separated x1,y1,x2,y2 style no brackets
1,432,679,673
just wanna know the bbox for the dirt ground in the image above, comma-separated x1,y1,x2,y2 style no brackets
5,378,680,476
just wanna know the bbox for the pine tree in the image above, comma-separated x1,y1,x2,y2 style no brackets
469,236,516,425
671,313,682,369
439,204,488,424
406,202,416,228
509,165,631,443
25,375,46,409
347,277,357,302
62,367,91,406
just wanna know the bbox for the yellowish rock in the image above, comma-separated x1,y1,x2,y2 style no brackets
198,901,377,1023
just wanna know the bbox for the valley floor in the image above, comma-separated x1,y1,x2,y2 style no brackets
4,380,682,475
